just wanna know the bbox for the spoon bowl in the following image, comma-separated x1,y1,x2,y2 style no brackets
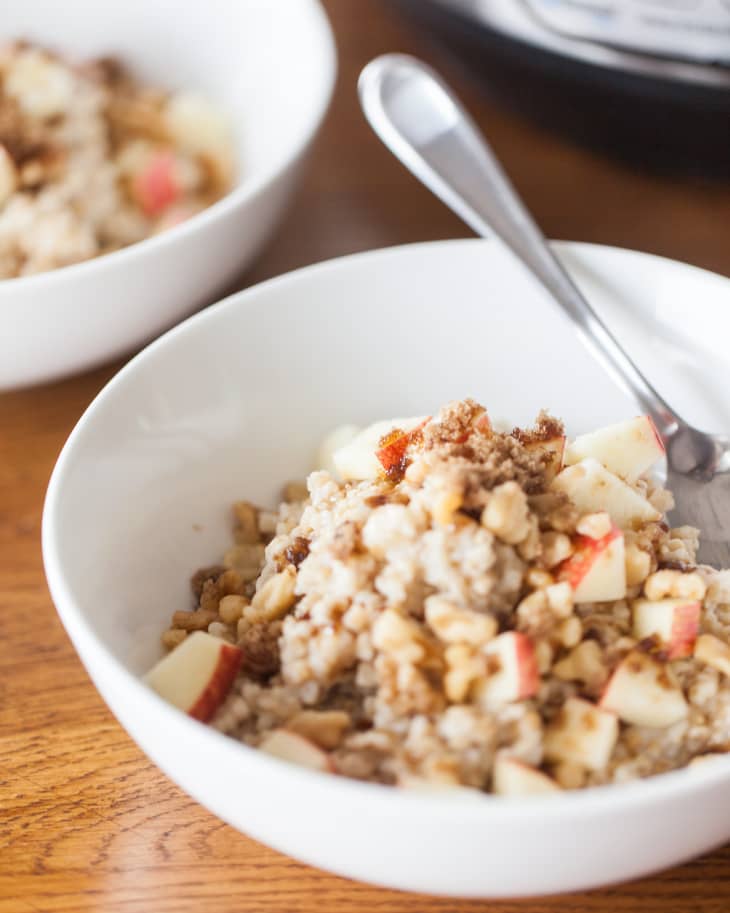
358,53,730,567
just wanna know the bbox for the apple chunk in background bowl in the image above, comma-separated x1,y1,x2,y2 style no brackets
43,240,730,898
0,0,336,390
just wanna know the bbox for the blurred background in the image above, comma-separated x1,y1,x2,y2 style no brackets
246,0,730,287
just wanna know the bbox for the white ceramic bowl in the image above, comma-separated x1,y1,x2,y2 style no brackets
0,0,335,390
43,240,730,898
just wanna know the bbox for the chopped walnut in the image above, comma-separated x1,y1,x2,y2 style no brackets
161,627,187,650
481,481,531,545
171,609,218,631
190,564,226,600
248,568,298,622
199,568,245,613
233,500,260,545
287,710,351,749
644,569,707,602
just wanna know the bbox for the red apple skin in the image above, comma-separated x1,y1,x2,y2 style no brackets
667,602,701,660
598,651,688,727
133,151,180,216
513,632,540,699
479,632,540,709
647,415,666,455
493,756,560,795
188,642,243,722
557,524,621,591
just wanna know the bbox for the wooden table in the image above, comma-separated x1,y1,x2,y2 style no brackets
3,3,730,910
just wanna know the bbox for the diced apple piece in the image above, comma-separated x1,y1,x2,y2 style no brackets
694,634,730,678
145,631,242,722
332,416,428,481
316,424,361,477
396,774,481,795
524,436,566,481
633,598,701,659
599,651,688,727
565,416,665,482
165,91,234,181
132,150,180,215
552,458,661,529
476,632,539,710
259,729,334,772
544,697,619,772
493,756,561,796
557,523,626,603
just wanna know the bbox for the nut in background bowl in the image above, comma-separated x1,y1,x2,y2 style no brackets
0,0,336,390
42,239,730,897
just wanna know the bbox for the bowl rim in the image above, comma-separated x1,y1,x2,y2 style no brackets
42,237,730,819
0,0,337,294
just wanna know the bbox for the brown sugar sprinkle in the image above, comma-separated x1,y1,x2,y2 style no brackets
435,437,553,514
511,410,565,446
237,621,281,680
422,398,485,449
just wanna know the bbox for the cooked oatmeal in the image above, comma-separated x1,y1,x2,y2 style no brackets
147,399,730,795
0,42,234,278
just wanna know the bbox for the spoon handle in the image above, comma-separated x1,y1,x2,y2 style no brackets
359,53,682,438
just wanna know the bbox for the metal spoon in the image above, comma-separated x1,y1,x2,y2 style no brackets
359,53,730,567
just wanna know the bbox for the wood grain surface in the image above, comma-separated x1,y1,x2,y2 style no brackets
3,2,730,910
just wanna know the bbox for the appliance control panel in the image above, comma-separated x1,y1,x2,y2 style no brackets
524,0,730,63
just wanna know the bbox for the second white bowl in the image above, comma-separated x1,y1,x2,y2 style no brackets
0,0,336,390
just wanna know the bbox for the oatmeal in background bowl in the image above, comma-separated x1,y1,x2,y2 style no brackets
0,41,234,279
145,397,730,796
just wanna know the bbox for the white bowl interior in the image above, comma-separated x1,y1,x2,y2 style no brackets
0,0,334,187
45,239,730,677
